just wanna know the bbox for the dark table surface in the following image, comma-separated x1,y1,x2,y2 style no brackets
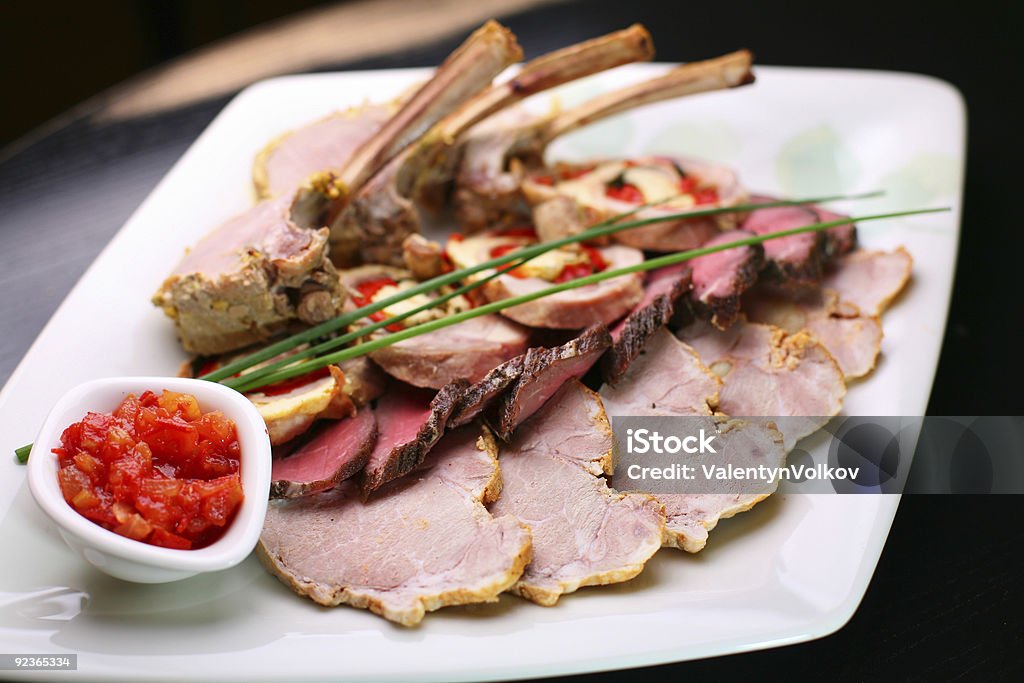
1,0,1022,680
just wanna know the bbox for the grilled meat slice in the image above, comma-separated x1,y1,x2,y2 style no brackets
600,265,691,384
259,426,532,626
680,318,846,450
491,380,663,605
689,229,764,329
360,381,467,496
270,409,378,498
492,325,612,441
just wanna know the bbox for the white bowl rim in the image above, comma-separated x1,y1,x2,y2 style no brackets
27,376,271,573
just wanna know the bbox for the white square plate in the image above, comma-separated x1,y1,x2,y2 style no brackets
0,64,964,681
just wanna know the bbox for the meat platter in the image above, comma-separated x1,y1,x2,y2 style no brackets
0,21,964,681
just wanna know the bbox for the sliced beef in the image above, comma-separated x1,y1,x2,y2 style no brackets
822,247,913,316
370,314,531,389
490,380,663,605
600,265,691,385
689,229,764,329
360,381,467,496
741,199,824,288
816,207,858,258
259,426,532,626
270,409,378,498
491,325,612,441
680,318,846,450
448,355,526,429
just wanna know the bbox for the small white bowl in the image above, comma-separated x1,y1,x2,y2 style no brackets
27,376,271,583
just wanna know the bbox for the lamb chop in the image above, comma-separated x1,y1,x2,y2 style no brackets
326,25,655,266
453,50,754,239
259,425,532,626
153,21,522,355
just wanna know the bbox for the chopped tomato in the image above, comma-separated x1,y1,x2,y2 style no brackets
352,277,405,332
605,182,644,204
489,243,530,278
694,187,719,205
54,390,243,550
532,174,554,186
494,225,539,239
678,176,698,194
559,165,594,180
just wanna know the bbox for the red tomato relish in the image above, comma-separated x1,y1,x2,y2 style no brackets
54,390,244,550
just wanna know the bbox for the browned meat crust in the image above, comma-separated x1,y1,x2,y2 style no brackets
491,325,612,440
447,355,527,429
360,380,469,497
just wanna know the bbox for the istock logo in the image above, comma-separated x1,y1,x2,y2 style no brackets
626,428,717,454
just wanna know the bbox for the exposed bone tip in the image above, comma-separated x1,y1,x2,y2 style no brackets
476,19,523,62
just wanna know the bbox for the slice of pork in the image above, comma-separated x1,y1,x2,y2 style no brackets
492,325,612,441
597,329,785,553
600,265,691,384
454,50,754,234
330,26,653,265
156,23,520,354
689,229,764,329
743,288,883,379
680,318,846,449
270,409,378,498
822,247,912,316
259,426,532,626
600,327,720,417
360,381,467,496
491,380,663,605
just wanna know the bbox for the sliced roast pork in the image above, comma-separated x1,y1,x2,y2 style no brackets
490,380,663,605
743,288,883,379
454,51,754,235
822,247,912,317
689,229,764,329
259,426,532,626
446,228,645,329
598,329,786,553
270,409,378,498
338,264,531,389
600,328,720,417
492,325,612,441
156,23,520,354
360,381,467,496
680,318,846,449
600,265,691,384
330,26,653,265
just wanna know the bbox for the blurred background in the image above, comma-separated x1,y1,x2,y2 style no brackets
1,1,1021,680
